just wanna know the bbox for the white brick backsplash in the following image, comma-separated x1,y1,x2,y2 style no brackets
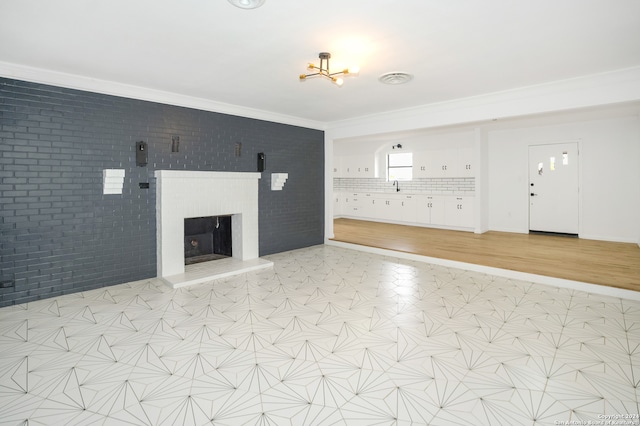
333,177,475,195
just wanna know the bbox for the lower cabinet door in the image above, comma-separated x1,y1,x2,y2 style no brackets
445,196,474,228
428,196,446,225
338,192,473,231
359,198,376,218
400,195,417,223
334,192,343,217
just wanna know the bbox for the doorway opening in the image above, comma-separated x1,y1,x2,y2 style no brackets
528,142,579,236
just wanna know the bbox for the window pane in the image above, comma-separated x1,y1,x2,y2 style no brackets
388,152,412,167
388,152,413,181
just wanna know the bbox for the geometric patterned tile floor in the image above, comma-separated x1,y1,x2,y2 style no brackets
1,245,639,425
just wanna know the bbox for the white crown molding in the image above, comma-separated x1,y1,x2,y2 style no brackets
326,66,640,139
0,61,326,131
3,61,639,136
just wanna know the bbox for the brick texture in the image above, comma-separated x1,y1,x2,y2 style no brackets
0,78,324,306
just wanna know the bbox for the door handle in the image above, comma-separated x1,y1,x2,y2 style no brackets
530,193,537,196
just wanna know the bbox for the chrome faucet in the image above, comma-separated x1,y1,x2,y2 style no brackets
393,180,400,192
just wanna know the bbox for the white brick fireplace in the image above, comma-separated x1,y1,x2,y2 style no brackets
155,170,272,288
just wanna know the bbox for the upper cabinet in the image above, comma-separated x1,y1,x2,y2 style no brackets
335,154,378,178
334,145,473,179
412,151,430,177
413,147,474,178
332,156,342,177
457,147,474,178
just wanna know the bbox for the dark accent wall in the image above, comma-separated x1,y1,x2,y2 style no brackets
0,78,324,307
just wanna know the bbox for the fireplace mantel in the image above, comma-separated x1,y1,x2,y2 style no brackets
155,170,271,288
155,170,262,181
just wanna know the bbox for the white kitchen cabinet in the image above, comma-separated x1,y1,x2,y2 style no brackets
412,151,427,178
339,193,360,216
413,151,451,178
458,148,474,177
416,195,446,225
373,197,399,221
339,157,355,178
444,196,474,228
428,149,458,178
334,191,343,217
399,194,417,223
334,191,474,231
369,194,415,223
341,192,387,219
332,157,342,178
342,157,355,177
339,155,377,178
359,163,376,178
359,193,377,219
413,148,475,178
345,192,363,216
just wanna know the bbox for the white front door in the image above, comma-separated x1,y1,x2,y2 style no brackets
528,142,579,234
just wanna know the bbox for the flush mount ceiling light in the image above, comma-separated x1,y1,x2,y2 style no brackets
228,0,265,9
299,52,359,87
378,71,413,85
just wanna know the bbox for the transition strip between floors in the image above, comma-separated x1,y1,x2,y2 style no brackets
331,218,640,293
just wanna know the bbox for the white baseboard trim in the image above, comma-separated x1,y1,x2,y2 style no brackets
487,226,529,234
578,233,639,244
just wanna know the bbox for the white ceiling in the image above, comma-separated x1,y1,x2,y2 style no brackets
1,0,640,125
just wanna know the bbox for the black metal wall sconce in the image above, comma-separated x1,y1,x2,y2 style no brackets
136,141,147,166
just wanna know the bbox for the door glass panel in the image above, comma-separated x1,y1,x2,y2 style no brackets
550,156,556,171
562,152,569,165
538,162,544,175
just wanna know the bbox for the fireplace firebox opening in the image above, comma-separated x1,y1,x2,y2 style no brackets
184,216,232,265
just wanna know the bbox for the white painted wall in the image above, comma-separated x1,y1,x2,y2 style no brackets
328,105,640,244
325,68,640,244
475,128,490,234
486,131,530,234
488,113,640,242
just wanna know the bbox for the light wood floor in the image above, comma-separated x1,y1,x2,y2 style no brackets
331,218,640,292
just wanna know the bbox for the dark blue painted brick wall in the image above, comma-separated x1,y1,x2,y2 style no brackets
0,78,324,306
